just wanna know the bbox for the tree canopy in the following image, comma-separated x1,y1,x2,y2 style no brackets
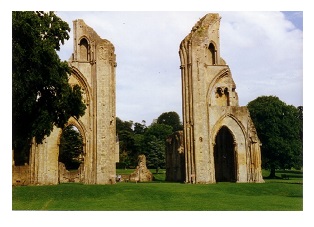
59,126,83,170
247,96,302,178
116,111,181,169
12,11,86,164
157,111,183,132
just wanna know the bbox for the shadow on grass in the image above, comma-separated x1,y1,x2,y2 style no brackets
276,170,303,174
264,175,282,179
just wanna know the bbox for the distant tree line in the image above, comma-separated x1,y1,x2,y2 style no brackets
116,111,183,169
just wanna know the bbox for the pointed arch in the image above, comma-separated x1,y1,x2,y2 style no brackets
208,42,217,65
211,113,247,143
206,68,237,106
57,117,87,148
70,66,92,106
214,125,236,182
210,113,249,182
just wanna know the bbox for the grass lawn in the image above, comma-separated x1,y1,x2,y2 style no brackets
12,169,303,211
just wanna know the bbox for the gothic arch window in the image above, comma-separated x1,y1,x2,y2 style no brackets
215,86,230,106
208,43,216,65
79,38,89,61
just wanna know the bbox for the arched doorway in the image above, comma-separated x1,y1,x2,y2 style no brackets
59,125,84,170
58,124,85,183
214,126,236,182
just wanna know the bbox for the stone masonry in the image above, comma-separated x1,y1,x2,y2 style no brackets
129,155,153,182
13,14,264,186
178,13,264,183
165,131,185,182
13,19,118,185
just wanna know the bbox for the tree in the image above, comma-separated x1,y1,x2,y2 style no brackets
144,135,166,169
116,115,176,170
116,117,133,133
297,106,303,141
247,96,302,178
116,117,136,168
145,123,173,141
59,126,83,170
134,120,147,134
12,11,86,164
157,111,183,132
143,123,173,169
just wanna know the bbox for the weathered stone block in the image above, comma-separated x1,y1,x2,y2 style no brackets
129,155,153,182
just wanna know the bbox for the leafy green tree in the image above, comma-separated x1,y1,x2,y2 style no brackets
145,123,173,141
247,96,302,178
297,106,303,141
116,116,175,170
134,120,147,134
116,117,133,133
144,135,166,169
59,126,83,170
143,123,173,169
296,105,303,170
157,111,183,132
12,11,86,165
133,134,145,158
116,117,136,168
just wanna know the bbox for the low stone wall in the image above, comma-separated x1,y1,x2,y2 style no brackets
12,165,30,186
58,162,83,183
12,162,84,185
119,174,130,182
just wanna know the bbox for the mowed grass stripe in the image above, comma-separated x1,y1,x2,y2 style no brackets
12,181,302,211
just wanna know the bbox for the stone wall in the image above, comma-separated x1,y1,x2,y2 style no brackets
179,13,264,184
165,131,185,182
58,162,83,183
19,19,118,186
12,165,30,186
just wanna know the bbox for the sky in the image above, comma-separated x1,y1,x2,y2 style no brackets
55,11,303,125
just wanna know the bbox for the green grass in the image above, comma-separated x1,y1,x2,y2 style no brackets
12,169,303,211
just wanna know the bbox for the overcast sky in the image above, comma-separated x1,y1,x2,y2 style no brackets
55,11,303,125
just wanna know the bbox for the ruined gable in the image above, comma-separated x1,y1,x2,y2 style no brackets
178,13,264,184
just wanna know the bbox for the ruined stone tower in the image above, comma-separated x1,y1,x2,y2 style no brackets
23,19,118,185
178,13,264,183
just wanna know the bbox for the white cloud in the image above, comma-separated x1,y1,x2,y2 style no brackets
219,11,303,106
55,11,303,125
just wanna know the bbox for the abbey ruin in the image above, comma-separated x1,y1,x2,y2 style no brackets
13,19,119,185
166,13,264,183
13,13,264,185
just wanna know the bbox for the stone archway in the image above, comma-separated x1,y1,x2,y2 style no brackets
58,122,85,183
214,126,236,182
25,19,118,185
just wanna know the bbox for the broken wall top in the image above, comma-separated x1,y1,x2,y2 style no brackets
70,19,115,63
180,13,226,66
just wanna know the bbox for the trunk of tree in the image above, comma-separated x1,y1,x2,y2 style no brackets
269,167,276,178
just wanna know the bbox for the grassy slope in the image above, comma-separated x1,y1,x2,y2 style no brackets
12,169,303,211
